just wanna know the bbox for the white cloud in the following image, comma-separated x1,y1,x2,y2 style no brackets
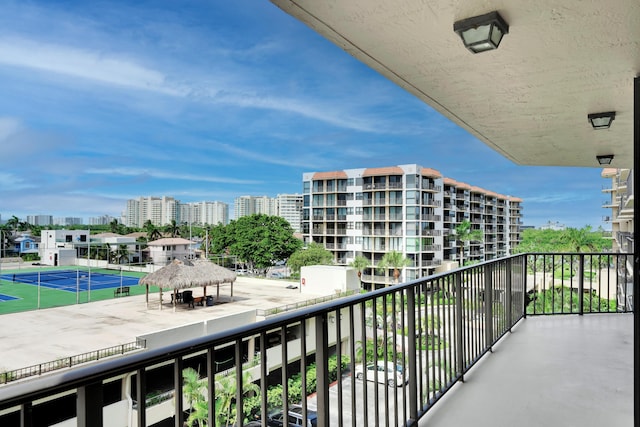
84,167,263,185
0,37,185,96
0,172,36,191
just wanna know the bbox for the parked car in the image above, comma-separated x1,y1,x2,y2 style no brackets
354,361,407,387
267,404,318,427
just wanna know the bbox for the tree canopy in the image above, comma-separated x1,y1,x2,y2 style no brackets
209,214,302,271
513,226,611,253
287,242,334,274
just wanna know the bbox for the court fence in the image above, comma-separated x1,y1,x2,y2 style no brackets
0,339,146,385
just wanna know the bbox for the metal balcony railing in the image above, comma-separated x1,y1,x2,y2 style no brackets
0,253,631,427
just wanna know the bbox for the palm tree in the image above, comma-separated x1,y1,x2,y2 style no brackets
454,220,483,267
6,215,20,232
349,255,369,287
164,219,181,238
183,367,207,427
216,371,260,426
378,250,411,285
109,219,121,234
144,220,162,241
115,244,130,264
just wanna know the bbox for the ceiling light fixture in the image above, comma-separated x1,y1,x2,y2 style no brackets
596,155,614,165
588,112,616,129
453,11,509,54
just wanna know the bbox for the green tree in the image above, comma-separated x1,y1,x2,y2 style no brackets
225,214,302,272
560,226,602,252
183,367,207,427
109,219,122,234
349,255,369,286
454,220,483,267
377,250,411,284
114,244,130,264
143,220,162,241
287,242,334,275
6,215,20,232
164,219,181,238
209,223,231,255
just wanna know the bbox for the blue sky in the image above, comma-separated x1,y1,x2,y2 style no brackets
0,0,607,228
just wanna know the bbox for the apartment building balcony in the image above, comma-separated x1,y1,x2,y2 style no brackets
2,253,631,427
421,229,442,237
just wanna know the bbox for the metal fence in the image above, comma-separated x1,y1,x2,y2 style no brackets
0,253,630,427
0,340,146,385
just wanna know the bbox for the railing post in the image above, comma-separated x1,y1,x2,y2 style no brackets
20,402,33,427
77,382,103,427
174,357,183,427
315,313,330,427
406,287,419,423
454,271,465,382
485,263,494,350
136,368,146,427
578,254,585,315
506,258,512,329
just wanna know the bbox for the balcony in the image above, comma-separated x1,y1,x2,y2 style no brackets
0,253,633,427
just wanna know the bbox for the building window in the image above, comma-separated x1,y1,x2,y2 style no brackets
303,181,310,194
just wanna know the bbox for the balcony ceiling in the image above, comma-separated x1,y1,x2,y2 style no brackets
271,0,640,168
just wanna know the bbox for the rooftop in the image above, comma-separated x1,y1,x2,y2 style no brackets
0,276,330,374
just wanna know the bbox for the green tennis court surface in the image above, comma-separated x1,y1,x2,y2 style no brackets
0,267,153,315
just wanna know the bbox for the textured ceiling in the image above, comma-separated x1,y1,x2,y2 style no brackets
271,0,640,168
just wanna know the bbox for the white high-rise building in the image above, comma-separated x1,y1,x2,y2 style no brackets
179,201,228,226
123,196,179,227
234,196,277,219
276,194,303,233
27,215,53,226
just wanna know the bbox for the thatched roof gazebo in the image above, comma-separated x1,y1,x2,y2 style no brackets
138,259,237,310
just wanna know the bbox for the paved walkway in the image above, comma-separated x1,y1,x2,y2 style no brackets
0,277,329,373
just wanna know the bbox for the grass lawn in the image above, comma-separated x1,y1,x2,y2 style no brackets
0,267,154,315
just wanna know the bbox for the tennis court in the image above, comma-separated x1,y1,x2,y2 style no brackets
0,294,19,302
1,269,140,293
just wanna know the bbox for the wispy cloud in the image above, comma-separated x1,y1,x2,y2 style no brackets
0,37,184,96
85,167,263,185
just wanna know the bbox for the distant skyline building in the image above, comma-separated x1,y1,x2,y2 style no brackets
53,217,83,226
88,215,118,226
234,195,277,219
276,193,303,233
538,220,566,231
303,164,523,289
179,201,229,226
124,196,229,227
26,215,53,226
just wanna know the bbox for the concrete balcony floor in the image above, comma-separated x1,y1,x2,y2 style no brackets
420,313,633,427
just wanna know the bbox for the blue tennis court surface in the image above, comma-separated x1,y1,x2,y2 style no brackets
0,270,140,293
0,294,19,302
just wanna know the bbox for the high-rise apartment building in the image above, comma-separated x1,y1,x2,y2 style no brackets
276,194,303,233
53,217,83,226
124,197,229,227
234,196,277,219
123,196,178,228
88,215,117,226
26,215,53,226
601,168,633,310
303,164,523,289
179,201,229,226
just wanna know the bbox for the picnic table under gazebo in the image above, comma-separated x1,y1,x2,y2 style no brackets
138,259,237,310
